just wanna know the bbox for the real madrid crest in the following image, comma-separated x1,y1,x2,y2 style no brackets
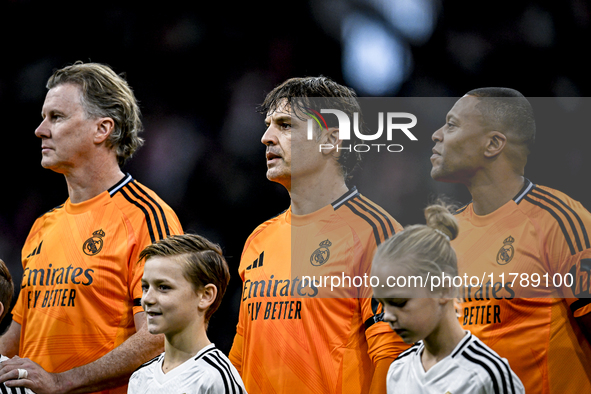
496,235,515,265
310,239,332,266
83,229,105,256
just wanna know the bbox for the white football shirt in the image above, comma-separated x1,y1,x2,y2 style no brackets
387,332,524,394
128,344,246,393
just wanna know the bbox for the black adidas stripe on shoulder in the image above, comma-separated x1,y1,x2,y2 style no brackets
343,195,394,246
472,341,517,394
116,181,171,244
344,200,383,246
354,196,396,235
203,352,244,394
210,351,245,394
132,181,172,238
462,343,515,394
532,187,590,251
523,187,590,255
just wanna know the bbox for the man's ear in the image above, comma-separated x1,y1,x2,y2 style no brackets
94,117,115,144
0,302,4,320
319,127,343,156
484,131,507,158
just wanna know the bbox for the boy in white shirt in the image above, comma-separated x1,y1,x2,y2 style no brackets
128,234,245,393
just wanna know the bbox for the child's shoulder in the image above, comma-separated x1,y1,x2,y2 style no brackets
131,352,165,377
452,333,524,394
194,345,246,392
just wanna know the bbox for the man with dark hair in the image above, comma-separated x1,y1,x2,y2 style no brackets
0,62,183,393
229,76,408,393
431,87,591,394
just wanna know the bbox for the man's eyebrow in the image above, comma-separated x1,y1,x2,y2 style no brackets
266,113,292,124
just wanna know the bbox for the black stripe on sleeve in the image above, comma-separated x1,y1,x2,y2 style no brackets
359,196,396,235
344,201,382,246
124,184,164,241
531,191,584,253
1,383,8,394
119,188,156,243
211,351,245,394
350,198,388,240
468,345,508,393
131,181,172,238
524,196,576,255
355,196,396,236
533,187,590,250
462,351,501,394
17,387,27,394
473,341,516,394
203,355,232,394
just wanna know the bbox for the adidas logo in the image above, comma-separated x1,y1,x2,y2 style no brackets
246,251,264,271
26,241,43,258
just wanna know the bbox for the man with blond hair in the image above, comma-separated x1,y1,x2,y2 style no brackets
0,62,183,393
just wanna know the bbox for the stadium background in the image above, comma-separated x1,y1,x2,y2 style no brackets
1,0,589,354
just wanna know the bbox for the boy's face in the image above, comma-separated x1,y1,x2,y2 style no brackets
141,256,205,337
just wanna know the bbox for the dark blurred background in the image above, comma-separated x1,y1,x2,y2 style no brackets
1,0,590,354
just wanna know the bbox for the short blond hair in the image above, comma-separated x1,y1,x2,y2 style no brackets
47,61,144,166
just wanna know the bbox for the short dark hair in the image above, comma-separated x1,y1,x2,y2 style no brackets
466,87,536,152
0,259,14,321
139,234,230,326
259,76,363,182
47,61,144,167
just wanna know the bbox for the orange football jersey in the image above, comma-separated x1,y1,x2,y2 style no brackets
12,174,183,394
229,187,409,394
454,180,591,394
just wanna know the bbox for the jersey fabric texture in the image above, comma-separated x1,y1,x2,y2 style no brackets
229,187,409,394
12,174,183,394
453,179,591,394
387,331,524,394
0,355,35,394
128,344,246,394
